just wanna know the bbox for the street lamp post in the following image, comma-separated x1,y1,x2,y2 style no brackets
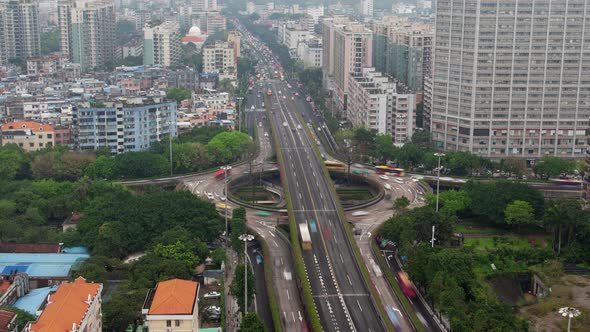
224,166,229,245
167,120,175,175
238,234,254,314
434,152,446,212
236,97,244,132
559,307,581,332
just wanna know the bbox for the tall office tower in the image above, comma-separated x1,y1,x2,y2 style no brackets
0,0,40,65
321,16,373,113
428,0,590,159
373,17,433,92
58,0,116,72
361,0,373,17
143,21,181,67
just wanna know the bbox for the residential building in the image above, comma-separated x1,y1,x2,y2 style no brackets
142,279,200,332
348,68,415,143
361,0,373,17
0,310,16,332
227,30,240,57
301,38,322,68
120,38,144,59
58,0,116,72
202,41,236,81
0,273,30,307
321,16,373,113
205,12,226,34
0,0,41,65
0,121,54,152
25,277,102,332
143,21,181,67
372,16,433,92
306,6,324,25
26,56,68,76
72,97,176,154
427,0,590,159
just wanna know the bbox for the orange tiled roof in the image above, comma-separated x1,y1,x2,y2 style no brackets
1,121,54,132
29,277,101,332
182,36,204,43
149,279,198,315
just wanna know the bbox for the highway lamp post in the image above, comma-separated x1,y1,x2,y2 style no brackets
238,234,254,314
236,97,244,132
559,307,581,332
166,120,175,175
433,152,445,248
224,166,229,246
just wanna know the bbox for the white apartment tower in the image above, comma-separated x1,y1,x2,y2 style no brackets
322,16,373,113
428,0,590,159
0,0,40,65
143,21,181,67
58,0,116,72
361,0,373,17
202,41,237,81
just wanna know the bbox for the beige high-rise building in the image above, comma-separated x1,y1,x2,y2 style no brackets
203,41,236,81
321,16,373,113
428,0,590,159
0,0,40,65
58,0,116,72
143,21,181,67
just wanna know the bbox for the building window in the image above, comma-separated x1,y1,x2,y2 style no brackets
166,320,171,327
175,320,180,327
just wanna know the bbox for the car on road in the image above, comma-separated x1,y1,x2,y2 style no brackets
205,306,221,313
351,211,369,217
283,122,288,127
204,291,221,299
297,124,302,130
393,178,404,184
384,183,392,191
206,193,215,200
256,255,263,264
283,96,287,99
264,132,269,137
379,175,389,180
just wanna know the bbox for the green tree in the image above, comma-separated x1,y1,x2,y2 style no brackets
40,29,60,54
446,151,480,176
543,200,586,254
248,13,260,21
393,195,410,213
230,264,255,314
411,130,431,148
84,156,117,179
372,134,395,163
206,131,254,164
116,20,137,44
218,78,236,94
499,157,527,178
240,312,266,332
166,87,192,103
152,240,199,270
230,208,247,256
396,143,424,168
425,190,470,217
52,151,95,181
505,200,535,228
114,152,168,178
0,144,29,180
533,156,576,179
211,247,226,266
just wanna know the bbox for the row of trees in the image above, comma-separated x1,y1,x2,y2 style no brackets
0,126,255,182
334,128,584,179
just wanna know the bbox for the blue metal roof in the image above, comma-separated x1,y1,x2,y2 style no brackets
0,253,89,278
13,286,56,315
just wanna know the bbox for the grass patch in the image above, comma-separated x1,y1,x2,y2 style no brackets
464,236,532,250
455,224,506,235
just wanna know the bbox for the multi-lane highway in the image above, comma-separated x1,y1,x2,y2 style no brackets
266,78,385,331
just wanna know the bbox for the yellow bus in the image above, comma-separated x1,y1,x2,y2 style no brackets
324,160,345,171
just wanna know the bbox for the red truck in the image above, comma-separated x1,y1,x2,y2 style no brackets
397,271,417,298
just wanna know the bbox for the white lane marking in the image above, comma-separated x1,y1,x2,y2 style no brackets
357,300,363,312
393,307,403,317
272,239,279,247
347,274,352,286
286,289,291,300
291,311,296,323
340,253,344,263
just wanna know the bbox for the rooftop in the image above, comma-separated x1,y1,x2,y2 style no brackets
0,243,62,254
13,286,55,315
1,121,54,132
0,253,90,278
28,277,102,332
146,279,198,315
0,309,16,332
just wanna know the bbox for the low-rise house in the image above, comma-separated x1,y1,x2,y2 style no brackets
142,279,200,332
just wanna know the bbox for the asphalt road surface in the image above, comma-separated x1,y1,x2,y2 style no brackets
267,79,385,332
247,240,274,331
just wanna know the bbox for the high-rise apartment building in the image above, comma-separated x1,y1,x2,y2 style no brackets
143,21,181,67
205,12,226,34
348,68,416,143
322,16,373,113
373,16,433,92
71,96,177,154
202,41,237,81
361,0,373,17
58,0,116,72
428,0,590,159
0,0,40,65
